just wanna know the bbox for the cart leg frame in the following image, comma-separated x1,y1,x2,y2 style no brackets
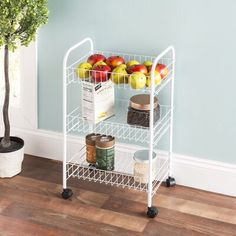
62,37,94,198
147,46,175,217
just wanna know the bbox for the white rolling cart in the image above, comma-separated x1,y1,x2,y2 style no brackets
62,37,176,218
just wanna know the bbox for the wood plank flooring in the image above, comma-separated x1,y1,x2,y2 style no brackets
0,154,235,236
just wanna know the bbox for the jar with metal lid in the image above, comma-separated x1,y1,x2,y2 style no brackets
133,150,157,184
85,133,101,164
96,135,115,171
127,94,160,128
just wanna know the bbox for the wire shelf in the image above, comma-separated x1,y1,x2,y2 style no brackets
67,103,171,147
66,146,169,196
66,50,174,95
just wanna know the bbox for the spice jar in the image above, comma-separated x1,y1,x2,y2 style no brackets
127,94,160,127
96,135,115,171
85,133,101,164
133,150,157,184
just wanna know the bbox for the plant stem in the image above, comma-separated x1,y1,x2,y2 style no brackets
1,45,11,148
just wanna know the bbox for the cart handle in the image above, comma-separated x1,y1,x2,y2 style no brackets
150,45,175,86
63,37,94,70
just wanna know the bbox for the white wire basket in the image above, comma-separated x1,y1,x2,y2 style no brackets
66,49,174,96
67,103,171,147
66,146,169,196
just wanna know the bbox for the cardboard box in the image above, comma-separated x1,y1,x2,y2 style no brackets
82,80,115,124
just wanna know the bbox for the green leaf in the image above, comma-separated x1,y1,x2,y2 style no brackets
0,0,49,50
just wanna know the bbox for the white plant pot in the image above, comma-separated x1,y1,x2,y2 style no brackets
0,137,24,178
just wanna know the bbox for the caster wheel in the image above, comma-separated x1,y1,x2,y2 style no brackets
147,206,158,218
166,176,176,187
61,188,73,199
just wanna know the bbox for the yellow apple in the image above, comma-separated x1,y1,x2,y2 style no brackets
146,71,162,87
93,61,107,68
129,72,146,89
111,64,128,84
126,60,140,67
75,62,92,78
114,64,126,69
143,60,153,67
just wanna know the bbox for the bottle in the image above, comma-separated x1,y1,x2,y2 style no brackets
85,133,101,164
96,135,115,171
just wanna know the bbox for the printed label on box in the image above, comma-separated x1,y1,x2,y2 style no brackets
82,80,115,124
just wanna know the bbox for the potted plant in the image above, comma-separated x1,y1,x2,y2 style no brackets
0,0,48,177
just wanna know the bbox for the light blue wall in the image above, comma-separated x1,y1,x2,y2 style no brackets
38,0,236,164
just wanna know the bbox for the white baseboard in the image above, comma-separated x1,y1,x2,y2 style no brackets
173,153,236,197
8,127,236,197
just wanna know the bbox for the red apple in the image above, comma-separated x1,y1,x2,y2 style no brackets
91,65,111,82
87,54,106,65
127,64,148,75
106,56,125,69
147,64,169,80
156,64,169,79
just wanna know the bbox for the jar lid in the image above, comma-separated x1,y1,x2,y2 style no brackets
129,94,158,111
133,150,157,163
96,135,115,148
86,133,101,146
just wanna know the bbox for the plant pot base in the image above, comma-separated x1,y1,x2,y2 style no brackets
0,137,24,178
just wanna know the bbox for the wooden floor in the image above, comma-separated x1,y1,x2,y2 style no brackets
0,155,235,236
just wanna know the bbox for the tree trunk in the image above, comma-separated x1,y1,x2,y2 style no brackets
1,45,11,148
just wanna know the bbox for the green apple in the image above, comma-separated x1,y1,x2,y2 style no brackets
76,62,92,78
111,64,128,84
129,72,146,89
146,71,162,87
126,60,140,67
93,61,107,68
143,60,153,67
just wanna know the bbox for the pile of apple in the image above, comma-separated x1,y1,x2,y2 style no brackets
75,53,168,89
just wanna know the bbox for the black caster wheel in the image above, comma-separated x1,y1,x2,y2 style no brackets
61,188,73,199
166,176,176,187
147,206,158,218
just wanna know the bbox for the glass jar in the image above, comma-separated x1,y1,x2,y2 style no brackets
133,150,157,184
85,133,101,164
96,135,115,171
127,94,160,128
